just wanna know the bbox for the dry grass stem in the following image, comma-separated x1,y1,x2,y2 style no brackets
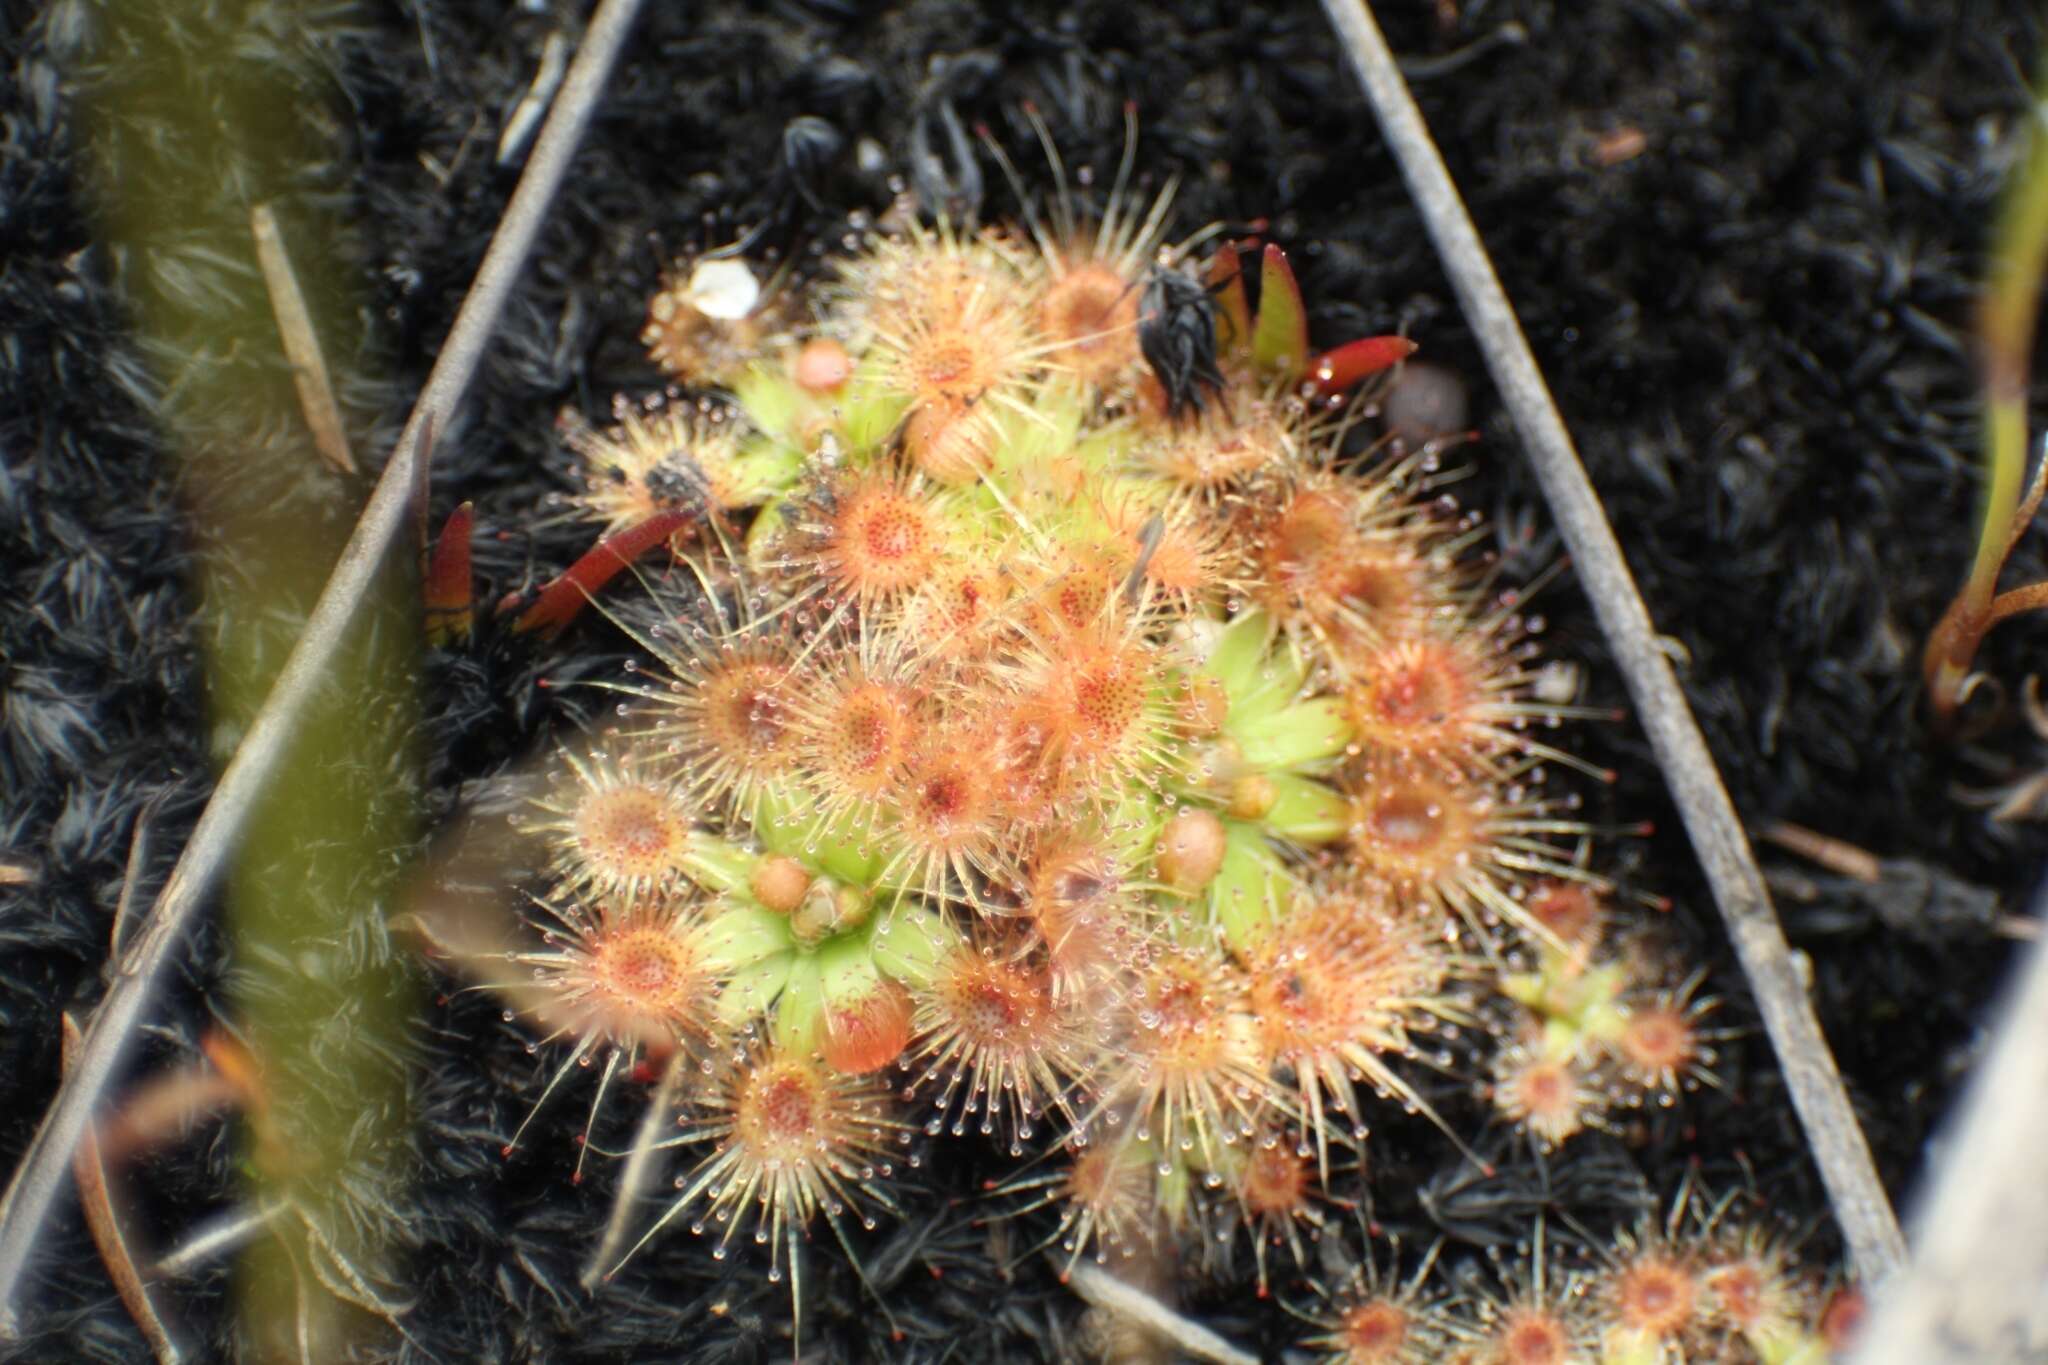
498,31,570,166
1319,0,1905,1279
1758,821,1884,885
250,202,357,477
581,1051,687,1290
153,1203,290,1280
1063,1262,1259,1365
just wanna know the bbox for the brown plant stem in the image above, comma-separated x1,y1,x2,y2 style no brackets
63,1015,186,1365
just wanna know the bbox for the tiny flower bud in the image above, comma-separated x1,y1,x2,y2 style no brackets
794,337,853,393
751,854,812,914
1227,774,1278,821
790,877,869,945
1156,808,1228,893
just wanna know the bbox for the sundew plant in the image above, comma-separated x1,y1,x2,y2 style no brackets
430,120,1852,1362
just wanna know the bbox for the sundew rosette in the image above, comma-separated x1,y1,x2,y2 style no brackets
445,122,1665,1341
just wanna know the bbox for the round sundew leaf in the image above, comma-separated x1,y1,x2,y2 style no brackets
1197,609,1278,705
1071,420,1134,477
818,822,883,888
774,952,826,1054
731,359,803,441
1230,696,1354,773
867,903,964,990
1581,997,1632,1051
1101,789,1165,864
745,493,792,569
1538,1015,1583,1061
1500,970,1547,1011
1227,643,1315,724
1561,962,1633,1044
715,950,794,1029
814,932,883,1005
986,388,1087,479
1259,771,1351,843
1519,957,1629,1039
1208,820,1299,953
680,832,760,897
697,903,797,974
724,437,807,508
839,371,911,459
752,786,883,886
816,957,912,1076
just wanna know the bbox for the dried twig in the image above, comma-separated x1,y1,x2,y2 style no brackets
0,0,650,1332
498,31,570,166
1318,0,1906,1279
1063,1262,1258,1365
61,1015,185,1365
250,203,358,477
153,1201,290,1280
1758,820,1884,885
108,788,172,962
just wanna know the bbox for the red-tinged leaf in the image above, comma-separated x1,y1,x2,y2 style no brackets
1251,243,1308,381
1207,247,1253,365
423,501,475,646
1307,336,1418,397
510,509,693,638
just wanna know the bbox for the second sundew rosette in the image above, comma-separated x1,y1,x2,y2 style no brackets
470,130,1633,1334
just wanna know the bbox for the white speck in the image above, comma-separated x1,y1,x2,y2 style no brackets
686,259,761,321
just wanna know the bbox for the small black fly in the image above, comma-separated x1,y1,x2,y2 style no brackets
1138,266,1225,420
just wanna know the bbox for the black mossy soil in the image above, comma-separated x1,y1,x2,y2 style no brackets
5,1,2047,1360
